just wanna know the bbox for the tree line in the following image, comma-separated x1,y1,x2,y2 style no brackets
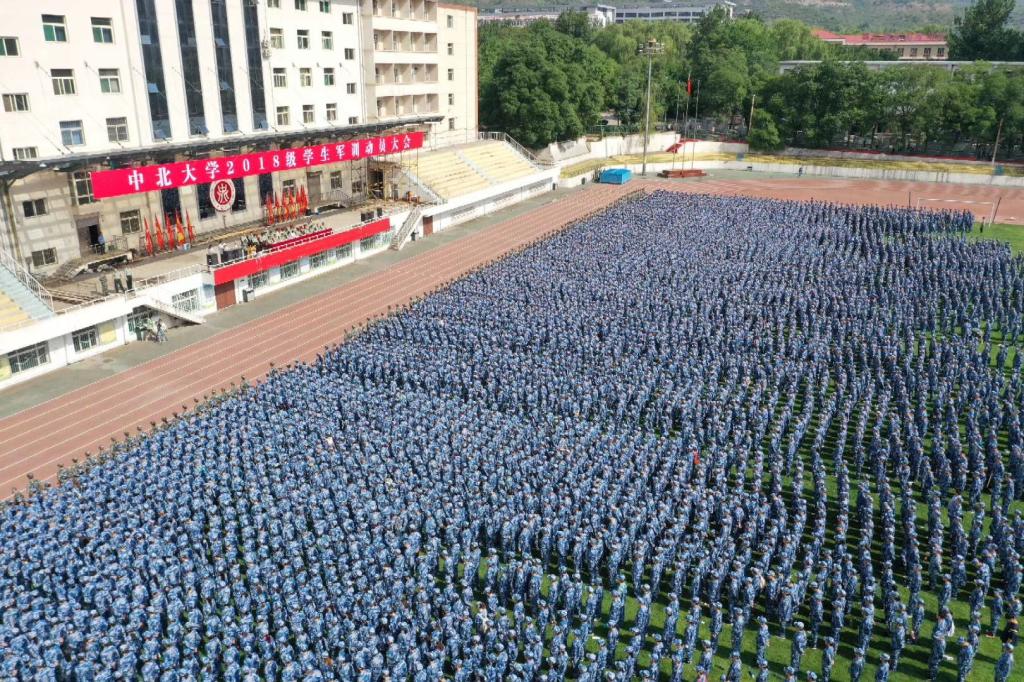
479,0,1024,160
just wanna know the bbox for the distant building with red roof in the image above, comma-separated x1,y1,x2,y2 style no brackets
812,29,947,60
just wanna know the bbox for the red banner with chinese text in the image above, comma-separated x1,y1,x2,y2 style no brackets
90,132,425,199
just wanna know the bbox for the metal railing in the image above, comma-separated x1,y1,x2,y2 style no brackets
391,206,422,250
478,131,555,168
396,167,444,204
0,247,54,313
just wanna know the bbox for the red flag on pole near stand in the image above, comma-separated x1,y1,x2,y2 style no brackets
165,214,175,250
299,185,308,214
175,211,185,246
143,217,154,256
265,193,275,226
186,210,196,243
154,216,165,251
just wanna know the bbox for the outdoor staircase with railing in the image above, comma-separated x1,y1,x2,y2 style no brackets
396,166,444,205
391,207,422,250
0,249,54,329
140,296,205,326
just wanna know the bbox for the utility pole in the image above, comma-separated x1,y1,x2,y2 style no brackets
992,116,1004,166
639,38,664,177
748,94,756,140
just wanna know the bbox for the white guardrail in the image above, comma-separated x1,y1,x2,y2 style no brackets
0,247,54,313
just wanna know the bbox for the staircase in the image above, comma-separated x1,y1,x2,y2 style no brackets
391,207,422,251
140,296,205,326
0,251,54,329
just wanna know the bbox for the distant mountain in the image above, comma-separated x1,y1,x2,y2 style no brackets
473,0,1023,33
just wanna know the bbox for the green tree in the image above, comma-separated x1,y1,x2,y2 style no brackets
749,110,784,150
554,10,594,42
949,0,1021,60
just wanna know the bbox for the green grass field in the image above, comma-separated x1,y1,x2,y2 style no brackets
970,223,1024,256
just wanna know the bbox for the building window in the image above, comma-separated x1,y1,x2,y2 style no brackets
447,68,454,81
8,342,50,374
351,179,364,194
319,0,331,12
348,116,358,125
295,0,307,9
910,47,918,57
137,0,172,140
2,94,29,112
22,199,46,218
326,103,337,121
270,28,284,48
42,14,68,42
448,93,454,106
447,42,453,55
92,17,113,43
72,171,94,204
267,0,280,7
448,117,455,130
310,251,329,269
51,69,77,96
335,243,352,259
446,14,453,28
0,37,19,56
276,106,290,125
31,248,57,267
282,179,296,193
72,327,100,353
342,12,353,24
273,68,287,87
322,31,333,50
99,68,121,93
231,177,247,212
323,67,335,86
344,47,354,60
938,47,946,57
346,82,356,94
280,260,300,279
249,271,269,289
302,104,314,123
330,170,342,189
12,147,37,160
120,210,141,234
210,0,238,133
106,117,129,142
299,68,312,86
924,47,932,57
297,30,310,49
127,308,153,335
60,120,85,146
172,289,200,313
360,235,375,251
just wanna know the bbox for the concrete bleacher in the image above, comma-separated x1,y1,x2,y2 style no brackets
402,141,544,200
459,141,540,183
0,262,54,330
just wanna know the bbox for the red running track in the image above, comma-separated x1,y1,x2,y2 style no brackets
0,183,636,496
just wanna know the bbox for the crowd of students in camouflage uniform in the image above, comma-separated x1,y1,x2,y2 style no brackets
0,192,1021,681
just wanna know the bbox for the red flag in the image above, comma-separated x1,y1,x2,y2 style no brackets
185,210,196,243
299,185,308,213
265,193,275,226
164,214,175,250
154,216,165,251
175,211,185,246
143,217,154,256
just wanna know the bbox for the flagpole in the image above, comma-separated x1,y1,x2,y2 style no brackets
691,79,701,170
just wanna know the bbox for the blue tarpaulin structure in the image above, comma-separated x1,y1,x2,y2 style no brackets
600,168,632,184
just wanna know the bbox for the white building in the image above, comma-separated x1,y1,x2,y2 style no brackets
612,2,734,23
0,0,478,274
476,3,731,27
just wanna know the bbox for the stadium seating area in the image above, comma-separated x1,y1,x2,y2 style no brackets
459,141,540,183
0,263,53,329
1,193,1022,682
402,142,542,200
